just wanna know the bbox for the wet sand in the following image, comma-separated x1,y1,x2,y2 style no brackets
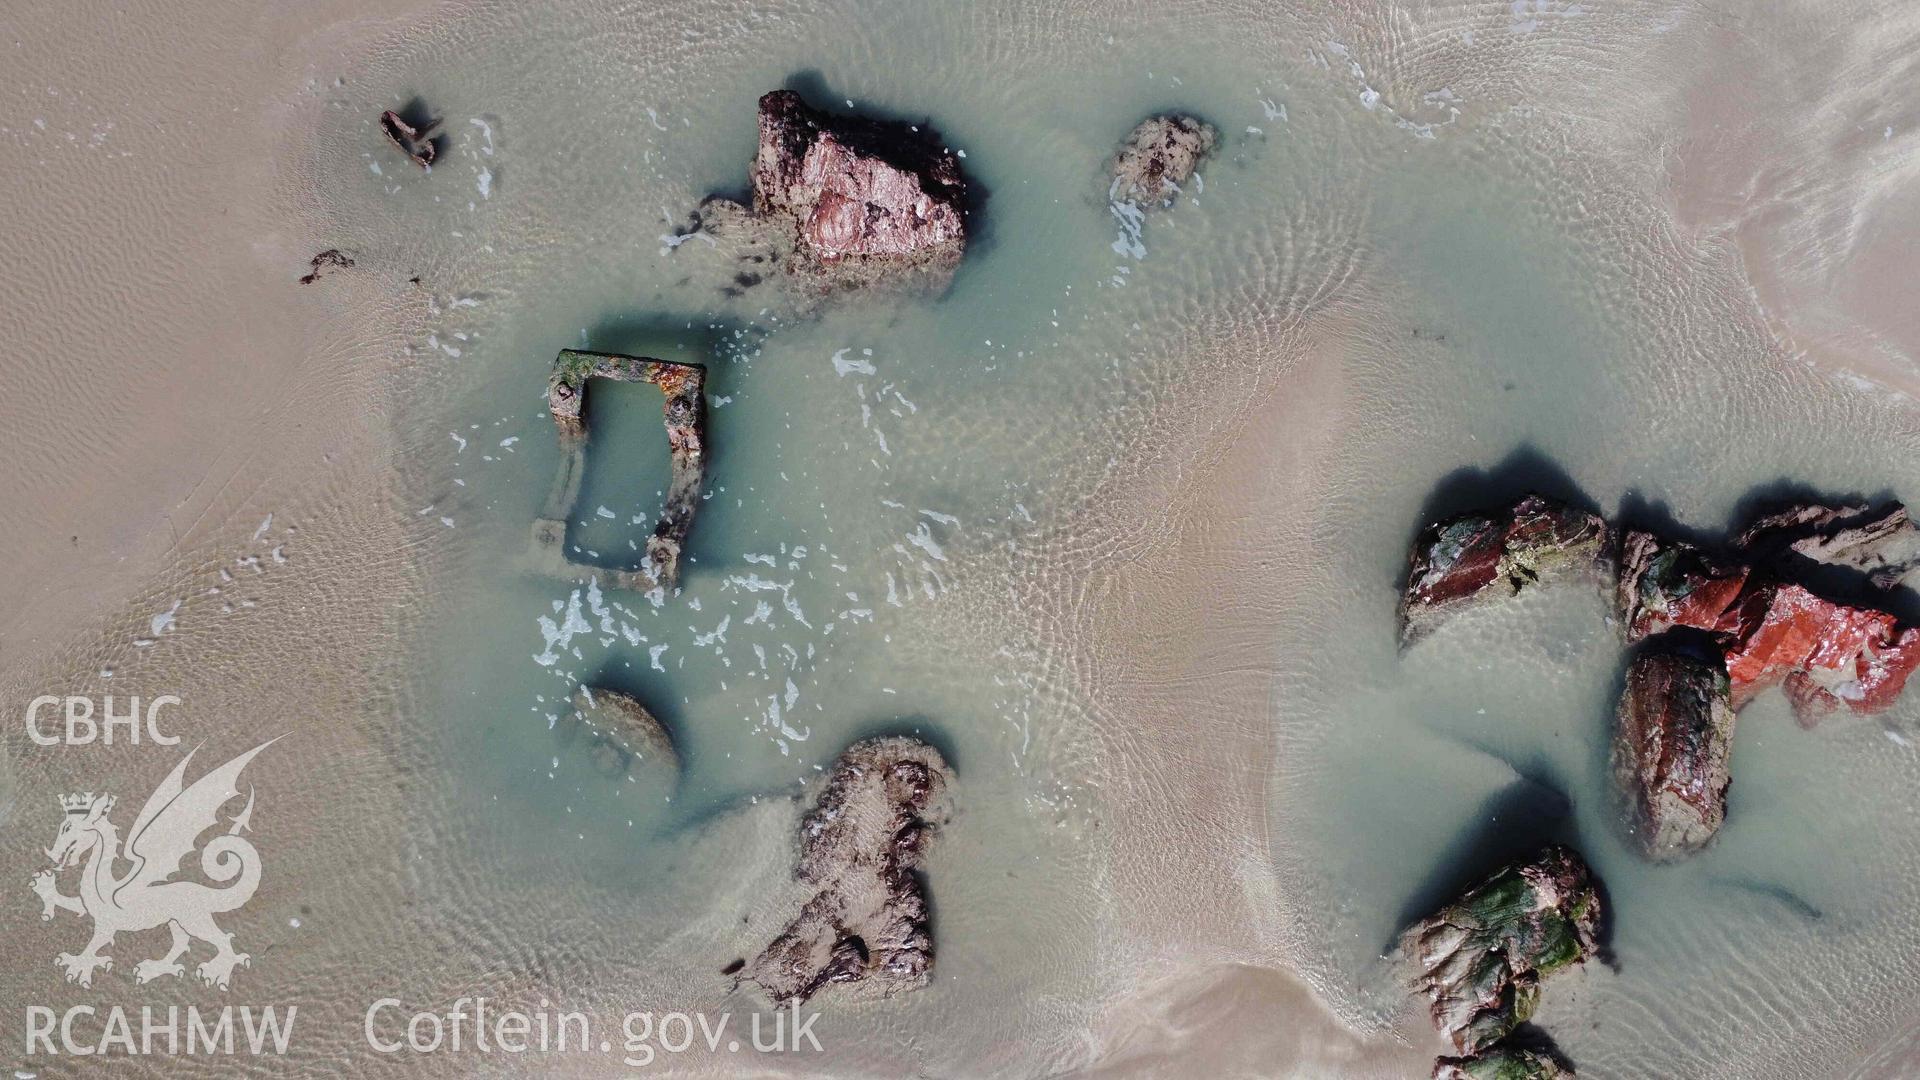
6,1,1920,1077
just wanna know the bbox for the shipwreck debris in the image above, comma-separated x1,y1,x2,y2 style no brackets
380,109,439,168
683,90,973,302
1613,646,1736,859
1404,845,1600,1060
297,249,354,285
1398,494,1611,646
1109,114,1217,207
530,349,706,592
746,737,953,1005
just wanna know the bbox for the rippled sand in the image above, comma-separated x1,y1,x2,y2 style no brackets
6,1,1920,1077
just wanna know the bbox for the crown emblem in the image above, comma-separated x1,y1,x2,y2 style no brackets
59,793,100,815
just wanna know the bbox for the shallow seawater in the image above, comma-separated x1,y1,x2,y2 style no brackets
270,0,1920,1075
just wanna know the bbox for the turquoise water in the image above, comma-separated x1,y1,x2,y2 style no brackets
273,0,1920,1075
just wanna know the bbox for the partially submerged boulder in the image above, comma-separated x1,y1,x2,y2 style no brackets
1612,649,1735,859
691,91,971,301
1400,495,1610,646
747,737,953,1004
1737,501,1920,590
1109,114,1217,206
1434,1045,1573,1080
1405,845,1600,1055
1723,584,1920,723
570,686,678,779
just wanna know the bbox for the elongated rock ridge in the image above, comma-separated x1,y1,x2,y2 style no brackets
1613,648,1735,859
747,737,953,1004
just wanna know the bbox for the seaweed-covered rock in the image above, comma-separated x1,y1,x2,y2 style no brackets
1723,584,1920,723
1405,845,1600,1055
691,91,970,302
1615,531,1764,644
1400,495,1610,645
1737,501,1920,590
1109,114,1217,206
1613,650,1735,859
748,737,953,1004
1434,1045,1573,1080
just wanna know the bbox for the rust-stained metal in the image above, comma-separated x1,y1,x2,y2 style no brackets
380,110,438,168
530,349,706,592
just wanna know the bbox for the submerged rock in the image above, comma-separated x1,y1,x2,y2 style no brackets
1433,1045,1574,1080
570,686,678,779
1405,845,1600,1055
1723,584,1920,723
1615,531,1762,644
1399,494,1610,646
379,110,438,168
1109,114,1217,206
692,91,971,301
1737,501,1920,590
747,737,953,1004
1613,649,1735,859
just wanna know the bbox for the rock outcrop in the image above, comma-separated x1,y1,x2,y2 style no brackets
1617,527,1920,725
1613,649,1735,859
1434,1046,1573,1080
1616,531,1761,644
1723,584,1920,722
747,737,953,1004
569,686,678,779
1736,501,1920,590
690,91,971,301
1109,114,1217,206
1399,494,1610,646
1405,845,1600,1057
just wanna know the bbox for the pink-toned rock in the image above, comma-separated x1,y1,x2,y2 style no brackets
724,90,969,298
1723,584,1920,723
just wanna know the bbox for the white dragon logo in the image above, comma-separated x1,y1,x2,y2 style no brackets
28,739,276,990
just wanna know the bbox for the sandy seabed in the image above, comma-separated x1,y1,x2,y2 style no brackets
6,1,1920,1077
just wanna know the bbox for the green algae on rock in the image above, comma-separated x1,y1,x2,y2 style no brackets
530,349,706,592
1405,845,1601,1055
1433,1044,1574,1080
